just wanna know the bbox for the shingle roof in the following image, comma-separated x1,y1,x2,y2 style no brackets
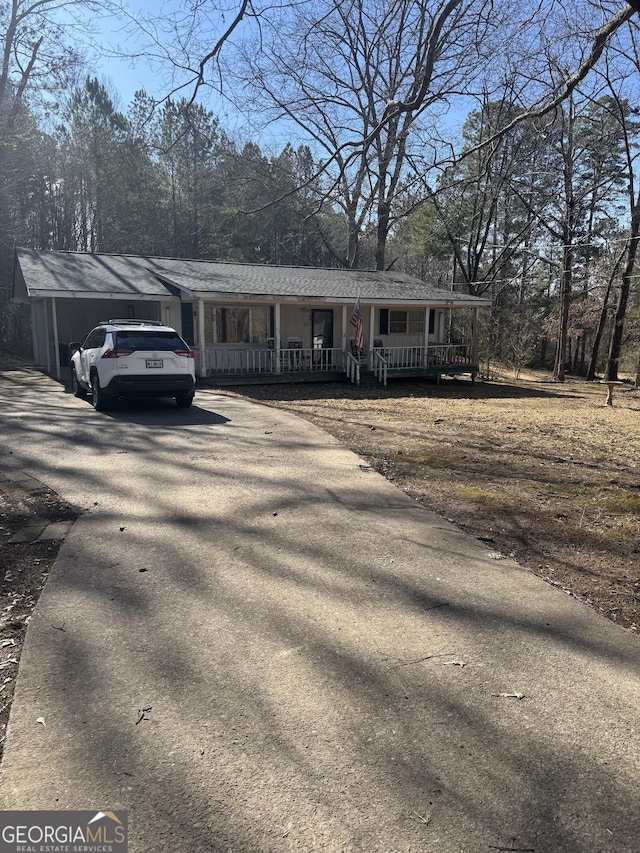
152,264,481,303
15,249,491,306
16,249,175,297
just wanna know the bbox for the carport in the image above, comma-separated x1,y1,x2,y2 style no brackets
12,250,182,381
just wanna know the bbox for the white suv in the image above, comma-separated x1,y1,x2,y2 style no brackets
69,320,196,410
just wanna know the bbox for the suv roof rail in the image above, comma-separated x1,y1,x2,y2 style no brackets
99,319,165,326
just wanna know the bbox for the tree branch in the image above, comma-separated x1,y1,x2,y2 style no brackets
455,4,637,166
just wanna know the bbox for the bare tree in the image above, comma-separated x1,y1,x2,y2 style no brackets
188,0,635,270
598,19,640,381
219,0,502,268
0,1,122,131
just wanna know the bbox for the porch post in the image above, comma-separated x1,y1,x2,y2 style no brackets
31,300,42,366
368,303,376,369
341,305,347,354
51,297,61,381
197,299,206,378
44,300,51,375
274,303,281,374
471,307,479,377
424,307,429,366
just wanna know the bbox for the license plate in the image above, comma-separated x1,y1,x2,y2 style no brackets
146,358,163,368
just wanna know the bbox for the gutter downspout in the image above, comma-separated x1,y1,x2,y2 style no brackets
368,302,375,368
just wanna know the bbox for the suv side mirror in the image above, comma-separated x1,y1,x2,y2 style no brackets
68,342,82,359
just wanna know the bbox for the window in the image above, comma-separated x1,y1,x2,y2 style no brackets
205,306,269,344
115,331,187,351
83,328,105,348
388,310,425,335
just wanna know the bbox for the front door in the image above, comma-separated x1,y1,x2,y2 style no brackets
312,310,333,349
312,310,334,368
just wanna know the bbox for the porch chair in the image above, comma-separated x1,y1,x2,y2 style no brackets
285,338,305,370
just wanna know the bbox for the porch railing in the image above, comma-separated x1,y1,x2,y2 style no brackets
345,352,360,386
196,346,345,376
202,347,274,375
371,349,388,387
375,343,471,370
195,342,472,378
280,347,344,374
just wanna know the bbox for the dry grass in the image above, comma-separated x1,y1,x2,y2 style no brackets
223,368,640,633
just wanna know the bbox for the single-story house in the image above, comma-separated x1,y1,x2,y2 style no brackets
12,249,491,386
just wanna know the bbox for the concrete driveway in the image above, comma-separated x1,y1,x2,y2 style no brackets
0,369,638,852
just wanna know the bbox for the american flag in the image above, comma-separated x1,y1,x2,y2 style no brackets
350,296,364,350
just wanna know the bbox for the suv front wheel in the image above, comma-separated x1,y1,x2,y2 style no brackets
71,366,86,399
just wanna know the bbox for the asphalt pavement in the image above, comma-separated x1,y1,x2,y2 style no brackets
0,367,638,852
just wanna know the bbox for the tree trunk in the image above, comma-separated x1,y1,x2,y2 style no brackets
606,189,640,381
553,100,576,383
375,201,390,271
586,261,619,380
553,243,573,382
345,205,359,268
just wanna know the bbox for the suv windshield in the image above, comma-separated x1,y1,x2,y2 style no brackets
115,331,187,351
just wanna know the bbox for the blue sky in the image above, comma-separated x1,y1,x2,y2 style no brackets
82,0,259,143
86,0,187,105
81,1,302,150
75,0,472,156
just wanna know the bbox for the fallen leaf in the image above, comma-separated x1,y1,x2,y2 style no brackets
443,660,466,668
36,717,46,727
411,810,432,826
493,692,525,700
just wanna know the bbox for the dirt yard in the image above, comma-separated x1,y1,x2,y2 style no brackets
225,369,640,634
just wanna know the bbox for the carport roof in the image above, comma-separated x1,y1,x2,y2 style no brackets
14,248,491,306
15,249,177,300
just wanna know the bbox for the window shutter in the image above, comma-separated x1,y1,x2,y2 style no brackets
379,309,388,335
429,310,435,335
181,302,195,345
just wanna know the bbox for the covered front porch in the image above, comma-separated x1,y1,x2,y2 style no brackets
191,297,480,386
